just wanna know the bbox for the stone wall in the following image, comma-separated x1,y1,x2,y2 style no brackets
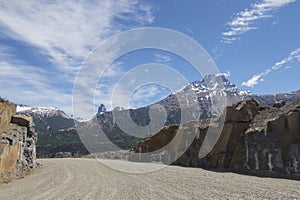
0,98,37,180
133,99,300,179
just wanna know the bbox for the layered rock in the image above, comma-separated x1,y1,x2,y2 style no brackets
205,99,259,170
245,100,300,178
133,99,300,179
0,98,37,181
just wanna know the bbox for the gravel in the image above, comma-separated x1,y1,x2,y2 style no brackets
0,158,299,200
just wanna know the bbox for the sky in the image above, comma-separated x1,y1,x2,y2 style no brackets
0,0,299,115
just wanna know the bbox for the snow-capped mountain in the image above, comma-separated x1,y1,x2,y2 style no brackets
16,105,32,112
17,106,69,119
178,73,250,96
16,105,86,158
157,74,251,120
17,105,74,134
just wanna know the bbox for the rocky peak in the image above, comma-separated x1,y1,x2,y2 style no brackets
178,74,250,96
202,73,231,89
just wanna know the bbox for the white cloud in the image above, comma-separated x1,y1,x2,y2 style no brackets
154,54,172,63
0,0,154,72
0,59,74,114
222,0,296,43
0,0,154,114
102,61,125,78
242,48,300,87
242,74,263,87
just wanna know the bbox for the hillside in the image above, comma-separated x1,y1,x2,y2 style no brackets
17,106,88,158
17,75,300,157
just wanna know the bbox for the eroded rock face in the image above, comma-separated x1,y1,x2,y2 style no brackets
0,98,37,180
207,99,259,170
133,99,300,179
245,101,300,178
131,121,208,164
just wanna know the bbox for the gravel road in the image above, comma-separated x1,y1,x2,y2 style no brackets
0,158,299,200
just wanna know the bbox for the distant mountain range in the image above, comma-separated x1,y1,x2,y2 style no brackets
158,74,299,117
17,106,87,157
17,74,300,157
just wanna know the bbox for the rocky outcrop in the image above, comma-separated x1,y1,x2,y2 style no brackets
206,99,259,170
245,100,300,178
273,100,286,108
0,98,37,181
133,99,300,179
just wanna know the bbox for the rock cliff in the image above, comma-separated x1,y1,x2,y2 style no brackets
133,99,300,179
0,98,37,181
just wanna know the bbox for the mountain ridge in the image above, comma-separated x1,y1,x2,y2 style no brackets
16,74,300,157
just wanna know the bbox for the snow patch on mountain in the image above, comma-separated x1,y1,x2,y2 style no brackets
176,74,250,96
17,106,70,119
16,105,32,112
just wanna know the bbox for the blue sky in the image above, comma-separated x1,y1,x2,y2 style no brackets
0,0,299,114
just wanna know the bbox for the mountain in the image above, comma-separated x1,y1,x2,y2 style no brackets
17,106,73,132
251,90,300,106
17,106,88,157
18,74,300,157
158,74,300,117
157,74,250,121
93,74,300,152
179,74,249,95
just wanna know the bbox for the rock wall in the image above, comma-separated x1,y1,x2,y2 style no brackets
133,99,300,179
245,101,300,178
0,98,37,180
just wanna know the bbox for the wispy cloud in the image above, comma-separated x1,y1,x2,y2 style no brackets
222,0,296,43
242,48,300,87
131,85,160,103
0,0,154,113
154,54,172,63
0,0,154,72
0,59,74,113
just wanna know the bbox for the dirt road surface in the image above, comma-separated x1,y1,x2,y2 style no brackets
0,158,299,200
